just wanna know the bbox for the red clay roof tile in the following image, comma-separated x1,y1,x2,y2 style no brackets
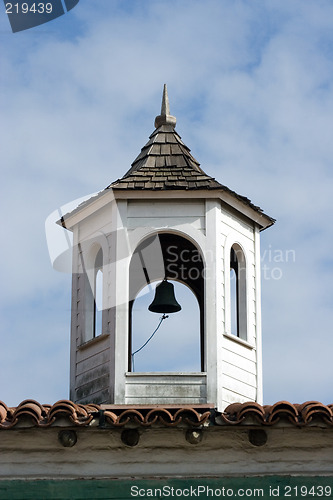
0,400,332,430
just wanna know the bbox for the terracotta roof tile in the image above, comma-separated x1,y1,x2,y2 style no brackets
220,401,333,427
0,400,332,430
102,406,211,427
0,400,98,429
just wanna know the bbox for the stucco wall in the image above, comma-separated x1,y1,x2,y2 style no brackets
0,424,332,480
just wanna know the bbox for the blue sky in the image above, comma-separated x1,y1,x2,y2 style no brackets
1,0,333,406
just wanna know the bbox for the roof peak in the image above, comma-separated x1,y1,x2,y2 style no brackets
154,84,177,129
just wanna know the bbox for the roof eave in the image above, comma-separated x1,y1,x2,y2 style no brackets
56,189,113,231
111,187,275,231
57,185,274,232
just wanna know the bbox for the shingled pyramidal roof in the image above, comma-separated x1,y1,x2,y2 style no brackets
107,86,274,227
109,84,223,191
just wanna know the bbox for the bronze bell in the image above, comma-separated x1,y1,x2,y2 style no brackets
148,279,182,314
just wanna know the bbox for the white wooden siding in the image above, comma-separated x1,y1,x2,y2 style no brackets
76,346,110,373
221,335,257,407
127,200,205,232
76,335,110,362
223,374,256,399
220,216,257,345
222,387,256,405
222,360,257,387
221,345,256,372
75,336,111,404
220,207,254,241
125,373,207,404
78,207,113,241
221,207,253,241
128,201,205,217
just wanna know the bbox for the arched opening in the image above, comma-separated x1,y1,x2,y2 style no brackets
230,245,247,340
83,246,103,342
131,281,201,372
128,233,204,372
230,266,238,335
94,248,103,337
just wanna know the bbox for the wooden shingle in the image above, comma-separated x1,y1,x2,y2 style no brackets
110,121,222,192
161,144,171,155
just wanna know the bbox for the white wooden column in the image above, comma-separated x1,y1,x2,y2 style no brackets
254,225,263,404
69,225,80,401
113,199,129,403
205,200,220,406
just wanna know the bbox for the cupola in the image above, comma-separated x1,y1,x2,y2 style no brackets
60,85,274,410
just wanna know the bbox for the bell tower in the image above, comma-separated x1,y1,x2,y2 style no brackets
61,85,274,410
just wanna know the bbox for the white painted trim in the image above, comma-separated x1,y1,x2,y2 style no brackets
69,225,79,401
125,372,207,404
61,190,114,230
205,200,219,407
254,225,263,404
78,333,110,350
126,372,206,377
128,224,207,260
114,190,273,230
79,240,106,344
113,200,131,403
223,333,255,350
63,188,273,232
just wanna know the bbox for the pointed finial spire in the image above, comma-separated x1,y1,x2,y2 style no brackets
160,83,170,116
154,84,177,129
